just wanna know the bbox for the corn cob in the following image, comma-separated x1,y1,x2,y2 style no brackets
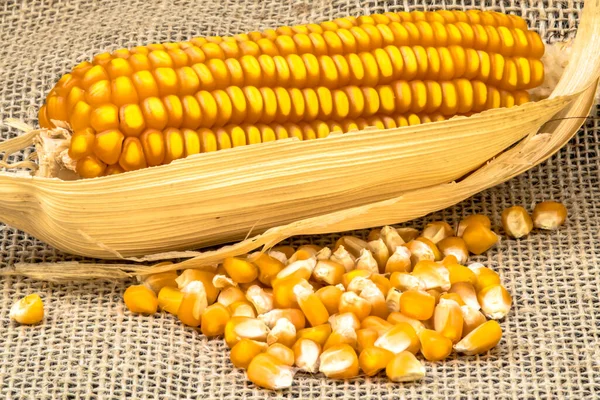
39,10,544,178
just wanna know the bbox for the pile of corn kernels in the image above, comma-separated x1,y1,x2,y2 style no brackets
10,201,567,389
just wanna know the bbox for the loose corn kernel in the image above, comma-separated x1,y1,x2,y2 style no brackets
380,226,405,253
316,285,344,315
275,257,316,281
212,274,236,289
449,282,480,310
201,303,231,336
454,320,502,355
294,280,330,326
502,206,533,238
387,312,426,334
360,316,392,336
445,262,477,285
415,237,442,260
342,269,372,289
313,260,346,285
462,223,498,255
247,353,294,389
468,263,501,292
374,321,420,354
229,300,257,318
259,308,306,331
418,329,453,361
385,246,412,273
404,240,435,266
230,338,268,369
177,281,208,327
386,351,426,382
10,294,44,325
457,214,492,237
267,318,297,348
397,227,420,243
357,328,379,353
422,221,454,244
293,338,322,372
297,323,332,347
359,346,395,376
329,312,361,332
345,276,371,294
399,289,436,321
412,260,451,291
157,286,184,314
268,250,289,265
339,291,371,321
437,237,469,265
223,257,259,284
176,269,219,304
334,236,368,258
359,282,389,319
440,293,465,306
477,284,512,319
323,328,358,351
370,274,392,297
433,298,464,343
390,272,426,291
330,245,356,272
266,343,295,366
316,246,333,260
355,249,379,274
319,344,359,379
249,253,285,286
460,305,487,336
245,285,274,315
141,270,178,293
271,245,295,259
367,228,381,242
123,285,158,315
427,289,443,306
272,275,303,308
288,244,320,263
224,316,270,348
367,239,390,272
532,201,567,230
386,288,402,313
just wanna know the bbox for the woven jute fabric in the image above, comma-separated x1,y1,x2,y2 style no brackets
0,0,598,398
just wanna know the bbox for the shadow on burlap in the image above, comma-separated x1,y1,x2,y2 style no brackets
0,0,598,398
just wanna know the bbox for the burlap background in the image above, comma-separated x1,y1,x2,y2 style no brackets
0,0,598,398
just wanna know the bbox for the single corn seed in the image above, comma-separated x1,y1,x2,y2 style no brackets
223,257,259,284
316,246,333,260
294,280,330,326
386,288,402,313
10,294,44,325
532,201,567,230
328,311,361,332
266,343,295,366
380,226,405,253
272,275,303,308
462,223,499,255
412,260,451,291
319,344,359,379
454,320,502,355
446,263,477,286
370,274,392,297
249,253,285,286
385,246,412,273
468,263,501,292
449,282,480,310
224,316,270,348
367,239,390,272
477,284,512,319
359,282,389,319
422,221,454,244
141,270,178,293
457,214,492,237
359,346,395,376
357,328,379,353
230,338,268,369
123,285,158,315
293,338,322,372
427,288,443,305
460,305,487,336
316,285,344,315
386,351,426,382
323,327,358,351
339,291,372,321
433,298,464,343
267,318,297,348
399,289,436,321
268,250,289,265
177,281,208,327
271,245,295,259
390,272,426,291
367,228,380,242
247,353,294,390
157,286,183,314
416,237,442,260
360,316,393,336
245,285,274,315
297,323,332,347
387,312,426,334
440,293,466,306
397,227,420,243
418,329,453,361
437,237,469,265
259,308,306,331
212,274,236,289
355,248,379,274
374,322,420,354
502,206,533,238
404,240,435,267
288,244,320,263
334,236,368,258
330,245,356,272
201,303,231,337
342,269,372,289
228,300,257,318
275,257,316,281
313,260,346,285
176,269,219,304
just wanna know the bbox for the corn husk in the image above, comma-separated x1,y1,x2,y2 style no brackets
1,2,600,280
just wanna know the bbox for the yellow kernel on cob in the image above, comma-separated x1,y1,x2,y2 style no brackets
10,294,44,325
123,285,158,315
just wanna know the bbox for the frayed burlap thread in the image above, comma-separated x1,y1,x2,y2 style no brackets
0,0,598,398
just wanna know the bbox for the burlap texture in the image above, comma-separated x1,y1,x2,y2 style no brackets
1,0,598,398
